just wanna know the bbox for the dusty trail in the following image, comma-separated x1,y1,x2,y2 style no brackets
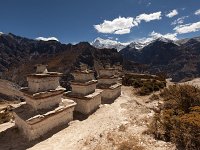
0,86,175,150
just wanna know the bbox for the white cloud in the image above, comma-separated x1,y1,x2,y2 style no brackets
36,37,59,41
94,17,136,34
171,16,188,25
0,32,3,35
194,9,200,15
94,11,162,34
174,21,200,34
166,9,178,18
135,11,162,23
149,31,178,40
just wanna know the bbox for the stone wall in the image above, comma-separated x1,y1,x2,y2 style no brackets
65,89,102,114
27,77,60,93
72,72,94,83
25,93,63,110
14,105,75,141
71,82,96,96
124,73,165,81
99,69,115,77
101,84,121,102
98,77,118,85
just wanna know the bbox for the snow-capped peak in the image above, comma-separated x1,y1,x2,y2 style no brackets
128,41,150,50
155,37,173,43
91,37,129,51
92,36,179,52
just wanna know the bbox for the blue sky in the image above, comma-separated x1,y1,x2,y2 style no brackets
0,0,200,43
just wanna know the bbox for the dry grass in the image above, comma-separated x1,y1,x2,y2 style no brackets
149,84,200,150
106,131,144,150
149,94,160,101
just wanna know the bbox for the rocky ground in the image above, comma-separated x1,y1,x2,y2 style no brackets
0,79,23,110
0,86,177,150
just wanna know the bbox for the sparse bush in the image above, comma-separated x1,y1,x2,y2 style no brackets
106,131,144,150
149,84,200,150
132,79,143,88
149,94,160,101
0,105,13,124
117,137,144,150
122,74,166,95
137,80,166,96
0,110,13,124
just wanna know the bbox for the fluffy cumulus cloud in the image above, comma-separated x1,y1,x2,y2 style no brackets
94,11,162,35
149,31,178,40
171,16,188,25
166,9,178,18
194,9,200,15
36,37,59,41
135,11,162,23
94,17,136,34
174,21,200,34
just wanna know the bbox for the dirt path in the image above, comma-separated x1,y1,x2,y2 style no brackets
0,86,175,150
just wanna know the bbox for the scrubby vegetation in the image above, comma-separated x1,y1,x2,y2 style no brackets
0,106,13,124
106,130,144,150
137,79,166,96
122,73,166,95
149,84,200,150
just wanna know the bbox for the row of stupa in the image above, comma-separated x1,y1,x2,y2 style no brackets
14,64,122,141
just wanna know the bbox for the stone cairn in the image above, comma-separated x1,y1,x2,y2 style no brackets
14,64,76,141
97,64,122,103
64,64,103,115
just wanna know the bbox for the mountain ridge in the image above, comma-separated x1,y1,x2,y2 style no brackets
120,36,200,82
0,33,122,88
0,33,200,84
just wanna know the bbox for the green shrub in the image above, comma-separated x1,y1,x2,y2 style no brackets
122,73,166,95
137,80,166,96
149,84,200,150
132,79,143,88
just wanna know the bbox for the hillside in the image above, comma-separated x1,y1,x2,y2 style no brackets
1,33,200,85
0,33,122,88
120,37,200,82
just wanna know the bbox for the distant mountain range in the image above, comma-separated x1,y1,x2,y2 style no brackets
92,36,200,51
0,33,122,88
91,37,150,51
91,37,128,51
0,33,200,85
120,36,200,82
